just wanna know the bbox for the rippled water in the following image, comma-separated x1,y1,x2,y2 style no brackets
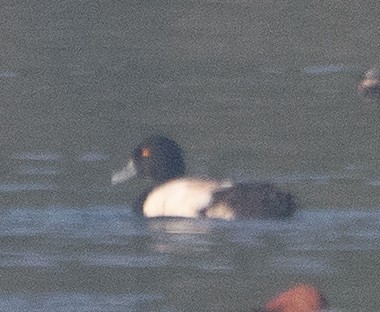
1,200,380,311
0,150,378,311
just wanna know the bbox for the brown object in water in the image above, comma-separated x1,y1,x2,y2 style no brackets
264,284,328,312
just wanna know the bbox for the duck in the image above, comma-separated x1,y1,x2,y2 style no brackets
358,66,380,100
111,135,297,220
253,283,328,312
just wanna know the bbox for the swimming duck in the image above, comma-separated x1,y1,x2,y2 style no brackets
358,66,380,99
112,135,297,220
253,283,328,312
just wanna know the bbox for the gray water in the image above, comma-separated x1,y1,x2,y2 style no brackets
1,0,380,311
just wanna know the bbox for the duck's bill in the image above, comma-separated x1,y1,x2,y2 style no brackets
111,159,137,185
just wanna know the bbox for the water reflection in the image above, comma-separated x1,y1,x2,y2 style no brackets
0,204,380,310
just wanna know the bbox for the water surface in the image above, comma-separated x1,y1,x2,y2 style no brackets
1,0,379,311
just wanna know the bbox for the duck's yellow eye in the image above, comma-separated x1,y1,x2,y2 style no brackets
141,148,151,158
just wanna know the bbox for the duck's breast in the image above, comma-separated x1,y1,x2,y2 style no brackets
143,178,226,218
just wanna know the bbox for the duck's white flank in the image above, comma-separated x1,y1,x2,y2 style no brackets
143,178,233,219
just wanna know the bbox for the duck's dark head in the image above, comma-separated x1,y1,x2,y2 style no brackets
112,135,186,185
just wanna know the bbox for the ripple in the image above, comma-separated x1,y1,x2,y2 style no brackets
0,293,163,312
303,64,353,75
12,152,62,161
78,152,109,162
368,179,380,186
16,165,61,176
0,182,56,192
84,254,170,268
0,251,55,268
273,255,335,275
0,71,16,78
272,173,332,184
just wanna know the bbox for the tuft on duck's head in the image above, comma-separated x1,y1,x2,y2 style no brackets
112,135,185,185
